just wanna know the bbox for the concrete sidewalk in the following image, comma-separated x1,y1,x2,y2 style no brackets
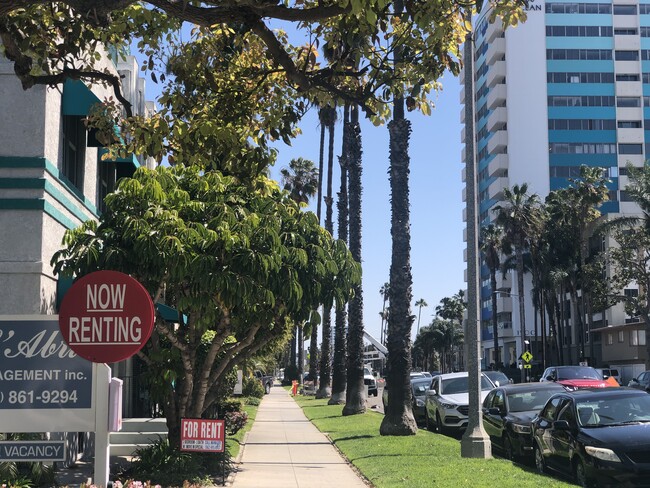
229,386,369,488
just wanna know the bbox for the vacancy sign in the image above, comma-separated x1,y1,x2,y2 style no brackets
58,270,155,363
181,418,225,452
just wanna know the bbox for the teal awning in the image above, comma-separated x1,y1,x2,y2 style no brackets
62,80,102,116
98,148,140,170
156,303,187,325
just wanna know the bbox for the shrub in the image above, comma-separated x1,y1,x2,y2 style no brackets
125,438,227,487
244,396,261,406
224,410,249,435
242,376,264,398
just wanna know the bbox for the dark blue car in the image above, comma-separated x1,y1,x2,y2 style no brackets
532,387,650,487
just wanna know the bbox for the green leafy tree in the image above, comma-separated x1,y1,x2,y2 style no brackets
52,165,360,447
606,163,650,368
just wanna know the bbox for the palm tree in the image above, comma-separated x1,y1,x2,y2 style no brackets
414,298,428,336
342,104,367,417
281,157,319,383
379,282,390,344
329,105,350,405
380,0,417,435
479,224,503,367
493,184,540,380
435,290,467,369
316,105,337,399
280,157,319,205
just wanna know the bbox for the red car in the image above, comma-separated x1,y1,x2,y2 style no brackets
539,366,610,389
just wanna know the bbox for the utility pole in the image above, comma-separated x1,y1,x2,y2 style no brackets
460,27,491,459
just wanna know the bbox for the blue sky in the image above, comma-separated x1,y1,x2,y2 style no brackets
270,75,466,342
134,37,466,344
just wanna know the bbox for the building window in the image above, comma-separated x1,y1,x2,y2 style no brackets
630,330,640,346
546,3,612,14
613,4,637,14
607,333,613,345
614,28,638,35
615,50,640,61
619,143,643,154
547,49,612,60
549,143,617,154
617,74,640,82
618,120,642,128
617,97,641,107
98,161,117,214
618,330,625,343
62,115,86,191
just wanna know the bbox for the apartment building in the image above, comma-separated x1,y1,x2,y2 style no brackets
0,49,155,413
462,0,648,377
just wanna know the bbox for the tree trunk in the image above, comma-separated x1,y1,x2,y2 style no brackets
343,105,366,416
330,106,350,405
309,110,327,384
317,109,336,398
379,115,416,435
491,269,499,367
516,247,527,382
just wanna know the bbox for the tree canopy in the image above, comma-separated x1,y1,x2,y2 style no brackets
51,165,361,444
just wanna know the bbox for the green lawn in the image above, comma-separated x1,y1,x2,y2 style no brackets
292,395,575,488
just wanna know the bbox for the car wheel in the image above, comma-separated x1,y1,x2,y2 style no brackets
534,444,546,475
504,436,514,462
575,458,590,488
265,382,271,394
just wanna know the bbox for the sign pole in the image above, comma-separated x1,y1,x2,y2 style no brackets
94,363,111,488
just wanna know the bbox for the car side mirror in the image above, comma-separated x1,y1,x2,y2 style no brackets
494,380,501,387
488,407,502,416
553,420,571,430
546,375,555,381
428,389,437,396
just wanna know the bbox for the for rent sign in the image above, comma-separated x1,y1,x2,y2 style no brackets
181,418,225,453
58,270,155,363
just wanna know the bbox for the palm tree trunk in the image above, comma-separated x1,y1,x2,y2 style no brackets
330,106,350,405
317,108,336,399
343,105,366,416
308,112,327,385
516,249,527,382
380,109,417,435
491,270,499,367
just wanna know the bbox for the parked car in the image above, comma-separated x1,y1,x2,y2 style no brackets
532,387,650,487
254,370,274,394
482,370,513,386
383,376,431,424
595,368,621,385
482,382,566,461
539,366,609,389
627,370,650,391
364,366,378,397
424,372,494,434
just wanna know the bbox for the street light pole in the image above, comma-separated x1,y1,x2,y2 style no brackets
460,27,491,459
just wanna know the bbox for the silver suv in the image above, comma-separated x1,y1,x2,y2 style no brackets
424,372,495,434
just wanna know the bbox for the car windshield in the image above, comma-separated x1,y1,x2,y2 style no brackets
411,379,431,396
486,372,509,385
507,389,558,413
441,376,493,394
557,367,600,380
577,395,650,426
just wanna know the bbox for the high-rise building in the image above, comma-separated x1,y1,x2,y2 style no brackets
462,0,648,378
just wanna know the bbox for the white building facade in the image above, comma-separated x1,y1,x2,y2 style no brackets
462,0,648,379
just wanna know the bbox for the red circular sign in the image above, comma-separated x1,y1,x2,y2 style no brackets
58,270,155,363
